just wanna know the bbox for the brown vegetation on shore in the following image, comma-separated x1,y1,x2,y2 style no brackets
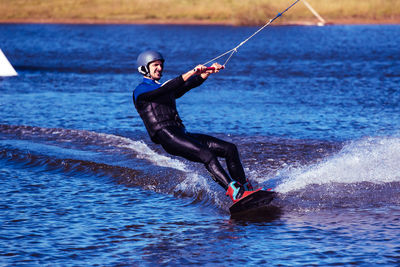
1,0,399,25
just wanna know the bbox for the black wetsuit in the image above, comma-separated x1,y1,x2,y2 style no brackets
133,75,246,189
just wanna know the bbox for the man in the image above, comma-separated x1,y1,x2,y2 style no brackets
133,50,256,203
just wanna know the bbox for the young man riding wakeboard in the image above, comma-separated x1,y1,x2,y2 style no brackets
133,50,258,203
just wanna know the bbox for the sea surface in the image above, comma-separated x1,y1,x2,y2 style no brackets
0,24,399,266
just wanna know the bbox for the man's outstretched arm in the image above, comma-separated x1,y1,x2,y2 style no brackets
176,63,224,98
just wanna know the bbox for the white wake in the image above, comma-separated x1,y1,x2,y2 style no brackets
276,136,400,193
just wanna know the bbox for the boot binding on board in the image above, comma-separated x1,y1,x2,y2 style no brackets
226,181,259,204
226,181,243,203
243,179,253,191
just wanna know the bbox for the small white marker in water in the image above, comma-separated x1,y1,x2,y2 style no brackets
0,49,18,77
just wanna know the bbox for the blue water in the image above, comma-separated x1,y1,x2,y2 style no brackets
1,24,400,266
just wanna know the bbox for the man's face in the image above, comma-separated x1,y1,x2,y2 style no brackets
148,60,163,81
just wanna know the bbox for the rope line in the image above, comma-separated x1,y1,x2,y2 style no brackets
203,0,301,67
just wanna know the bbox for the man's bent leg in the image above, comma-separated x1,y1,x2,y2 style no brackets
204,157,232,190
189,133,247,185
155,127,232,189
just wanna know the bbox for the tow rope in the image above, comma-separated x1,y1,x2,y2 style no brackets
203,0,301,67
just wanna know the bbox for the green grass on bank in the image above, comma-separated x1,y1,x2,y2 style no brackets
1,0,400,25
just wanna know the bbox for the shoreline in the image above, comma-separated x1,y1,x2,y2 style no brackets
1,18,400,26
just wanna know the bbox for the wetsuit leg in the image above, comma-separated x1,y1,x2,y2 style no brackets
155,126,233,189
189,133,247,185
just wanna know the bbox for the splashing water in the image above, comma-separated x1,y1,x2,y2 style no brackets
276,137,400,193
111,134,188,172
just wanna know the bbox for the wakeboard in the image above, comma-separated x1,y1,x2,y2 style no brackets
229,189,275,215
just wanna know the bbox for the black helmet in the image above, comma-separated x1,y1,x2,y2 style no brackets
137,50,164,76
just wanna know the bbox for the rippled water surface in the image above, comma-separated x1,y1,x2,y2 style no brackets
1,24,400,266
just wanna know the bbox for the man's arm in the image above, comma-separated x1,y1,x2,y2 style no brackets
136,65,203,102
135,76,185,103
175,75,206,99
135,63,223,102
175,63,224,98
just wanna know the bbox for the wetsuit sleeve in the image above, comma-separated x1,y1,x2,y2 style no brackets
136,76,185,102
175,75,206,99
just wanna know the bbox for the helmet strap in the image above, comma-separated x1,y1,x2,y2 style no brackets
138,66,150,76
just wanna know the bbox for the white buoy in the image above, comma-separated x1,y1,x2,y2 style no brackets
0,49,18,77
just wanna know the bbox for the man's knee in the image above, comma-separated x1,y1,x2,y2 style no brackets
224,142,239,157
198,148,215,164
